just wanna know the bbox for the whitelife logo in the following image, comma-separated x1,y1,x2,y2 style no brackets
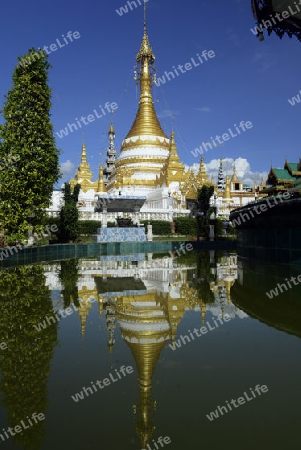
18,31,81,68
169,314,231,351
155,51,215,87
191,121,253,158
71,366,134,402
250,1,301,37
231,192,290,228
206,384,269,421
288,89,301,106
116,0,149,17
266,274,301,299
0,413,45,443
142,436,171,450
55,101,118,139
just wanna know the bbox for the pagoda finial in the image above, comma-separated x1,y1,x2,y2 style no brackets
169,130,179,157
81,139,87,164
231,162,239,183
144,0,147,34
122,6,167,146
172,115,175,132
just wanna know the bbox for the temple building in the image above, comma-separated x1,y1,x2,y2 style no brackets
48,12,265,220
262,159,301,196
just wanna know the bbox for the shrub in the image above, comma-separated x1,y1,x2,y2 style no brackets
140,220,171,235
174,217,197,236
78,220,102,235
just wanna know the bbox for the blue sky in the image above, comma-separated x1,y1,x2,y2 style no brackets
1,0,301,187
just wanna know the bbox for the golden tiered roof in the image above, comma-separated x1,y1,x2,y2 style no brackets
121,21,169,151
70,142,99,193
195,156,214,187
157,132,186,186
230,164,240,183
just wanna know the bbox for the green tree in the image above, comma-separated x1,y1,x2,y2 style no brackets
0,48,61,245
196,185,214,240
59,182,80,243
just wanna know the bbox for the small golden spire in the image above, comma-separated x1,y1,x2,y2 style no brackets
223,175,232,199
197,155,208,183
260,176,265,188
97,165,106,193
231,163,239,183
169,131,178,156
81,140,87,164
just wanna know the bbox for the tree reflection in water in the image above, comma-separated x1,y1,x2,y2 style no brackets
0,266,58,450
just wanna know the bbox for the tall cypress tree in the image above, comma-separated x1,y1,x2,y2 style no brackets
0,48,61,245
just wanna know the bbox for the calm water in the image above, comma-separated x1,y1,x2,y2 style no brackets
0,251,300,450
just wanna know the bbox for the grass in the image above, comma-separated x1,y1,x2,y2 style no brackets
153,236,191,241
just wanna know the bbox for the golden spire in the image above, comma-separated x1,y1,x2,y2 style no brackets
109,123,115,135
159,131,184,185
97,165,106,193
70,140,99,193
196,155,210,186
260,176,265,189
231,163,239,183
81,140,87,164
169,131,178,157
223,175,232,199
122,6,168,146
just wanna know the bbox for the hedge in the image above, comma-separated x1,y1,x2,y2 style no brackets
78,220,102,235
140,220,171,235
44,217,235,238
174,217,197,236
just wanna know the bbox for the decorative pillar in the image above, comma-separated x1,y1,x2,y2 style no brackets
103,260,107,281
147,224,153,241
102,207,108,228
147,253,153,268
134,206,140,226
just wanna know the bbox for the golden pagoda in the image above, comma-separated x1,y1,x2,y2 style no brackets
195,156,214,189
106,7,173,194
70,142,99,193
157,131,185,186
230,163,243,191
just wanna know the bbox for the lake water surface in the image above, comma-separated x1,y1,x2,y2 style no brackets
0,250,300,450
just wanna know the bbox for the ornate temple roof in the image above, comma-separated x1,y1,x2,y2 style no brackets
121,19,168,150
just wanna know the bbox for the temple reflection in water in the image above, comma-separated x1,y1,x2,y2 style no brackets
43,251,243,447
1,251,301,449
